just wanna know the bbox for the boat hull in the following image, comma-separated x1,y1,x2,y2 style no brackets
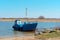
13,23,37,31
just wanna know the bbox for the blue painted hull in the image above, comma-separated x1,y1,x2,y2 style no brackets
13,23,37,31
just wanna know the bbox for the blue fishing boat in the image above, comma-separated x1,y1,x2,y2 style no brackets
12,20,37,31
12,8,38,31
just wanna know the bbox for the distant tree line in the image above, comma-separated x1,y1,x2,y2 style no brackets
38,16,45,19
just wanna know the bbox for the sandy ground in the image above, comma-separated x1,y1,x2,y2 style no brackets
0,36,60,40
0,36,37,40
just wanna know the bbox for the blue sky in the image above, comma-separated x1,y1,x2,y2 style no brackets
0,0,60,18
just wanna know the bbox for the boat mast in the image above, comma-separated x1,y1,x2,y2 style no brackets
26,8,28,22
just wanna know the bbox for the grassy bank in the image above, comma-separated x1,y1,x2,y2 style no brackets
35,30,60,40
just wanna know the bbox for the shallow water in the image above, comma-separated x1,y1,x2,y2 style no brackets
0,21,60,38
0,21,35,38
